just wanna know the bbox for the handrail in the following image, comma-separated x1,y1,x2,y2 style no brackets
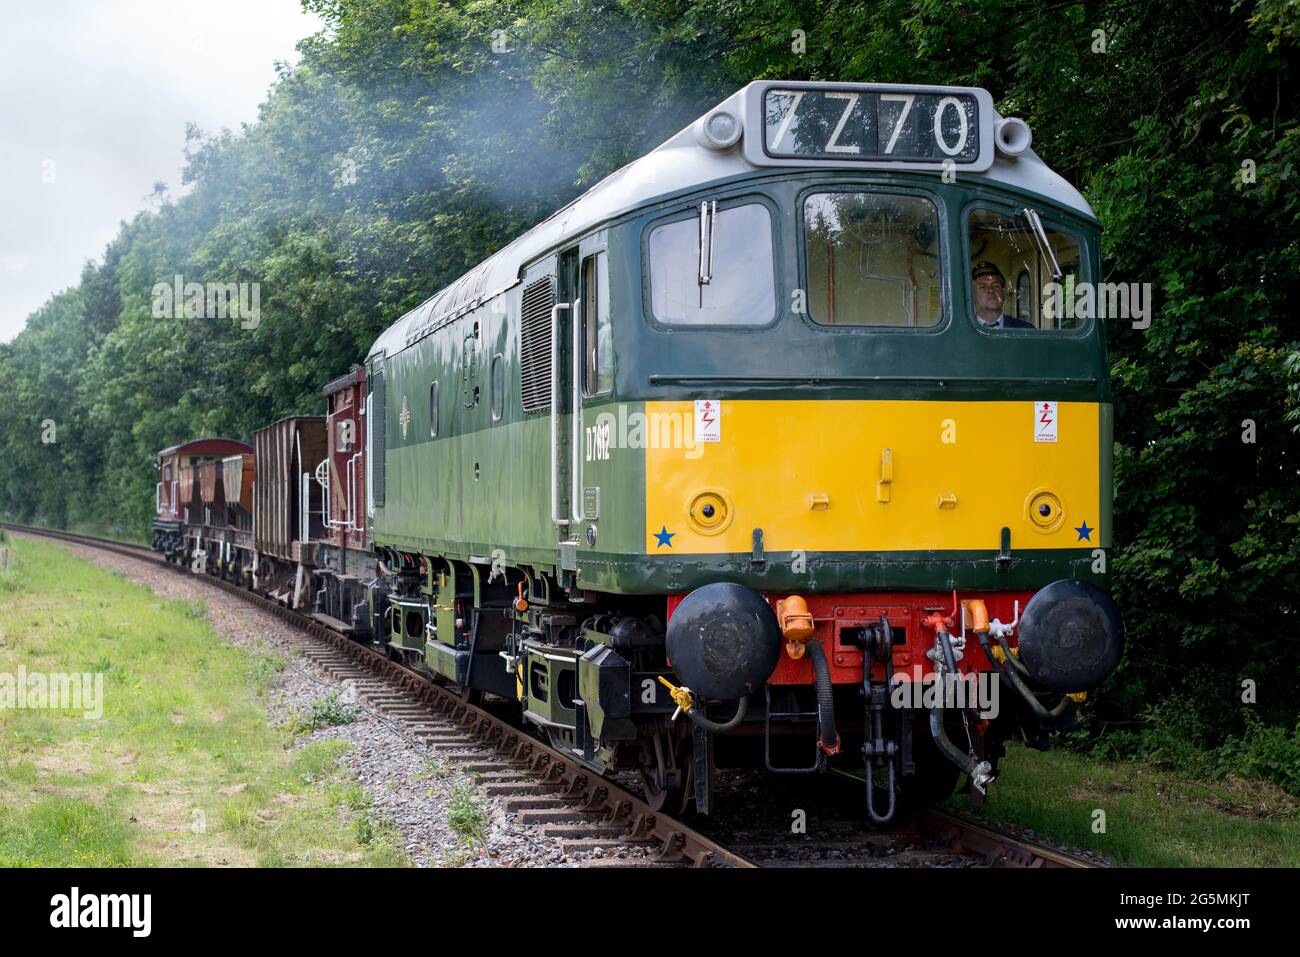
570,297,584,523
318,459,339,530
549,303,571,527
318,451,367,537
348,452,365,534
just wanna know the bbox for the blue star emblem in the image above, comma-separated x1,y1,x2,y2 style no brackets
1074,520,1094,542
653,525,675,548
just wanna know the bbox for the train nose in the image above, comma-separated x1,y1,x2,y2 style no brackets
666,582,781,701
1016,580,1124,693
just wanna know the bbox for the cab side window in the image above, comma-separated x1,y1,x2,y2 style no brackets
647,201,775,326
967,207,1083,331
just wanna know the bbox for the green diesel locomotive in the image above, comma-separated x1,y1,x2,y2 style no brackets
360,81,1123,817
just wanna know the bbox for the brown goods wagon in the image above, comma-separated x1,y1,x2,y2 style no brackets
254,417,328,562
178,466,198,521
222,453,255,513
157,439,251,521
198,460,224,506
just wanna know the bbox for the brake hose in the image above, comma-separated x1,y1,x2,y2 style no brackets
805,640,841,754
978,633,1072,721
684,695,748,733
930,630,994,790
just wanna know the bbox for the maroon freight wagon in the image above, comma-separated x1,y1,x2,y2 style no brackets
152,438,251,560
311,367,373,635
321,366,367,553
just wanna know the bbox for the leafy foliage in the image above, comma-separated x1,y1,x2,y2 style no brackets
1,1,1297,767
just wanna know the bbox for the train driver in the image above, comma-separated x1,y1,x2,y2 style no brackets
972,261,1033,329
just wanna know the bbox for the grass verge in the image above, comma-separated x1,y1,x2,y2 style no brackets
0,535,405,866
947,742,1300,866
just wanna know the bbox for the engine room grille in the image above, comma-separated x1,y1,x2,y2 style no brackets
519,276,555,413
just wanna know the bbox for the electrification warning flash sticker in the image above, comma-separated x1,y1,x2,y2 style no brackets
1035,401,1058,443
694,399,721,443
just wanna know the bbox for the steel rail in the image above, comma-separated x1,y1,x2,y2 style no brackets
915,808,1098,868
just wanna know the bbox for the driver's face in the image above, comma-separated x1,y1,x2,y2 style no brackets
974,277,1005,313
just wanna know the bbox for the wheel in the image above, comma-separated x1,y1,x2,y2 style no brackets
454,683,483,706
640,768,685,812
638,730,691,813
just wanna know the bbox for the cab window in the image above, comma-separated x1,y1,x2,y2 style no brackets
967,207,1084,331
647,201,775,326
803,192,942,327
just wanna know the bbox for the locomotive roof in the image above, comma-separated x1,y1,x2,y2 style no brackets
370,81,1095,360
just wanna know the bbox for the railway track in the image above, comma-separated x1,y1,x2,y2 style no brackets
3,523,1100,870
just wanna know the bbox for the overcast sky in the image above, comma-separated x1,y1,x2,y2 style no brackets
0,0,322,341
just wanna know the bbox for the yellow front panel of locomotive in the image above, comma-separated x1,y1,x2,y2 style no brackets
643,400,1102,555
